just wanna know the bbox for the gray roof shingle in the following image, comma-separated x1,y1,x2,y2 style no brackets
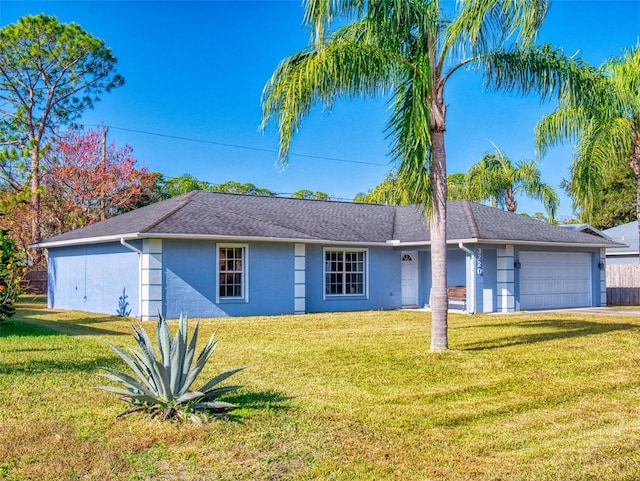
35,191,619,248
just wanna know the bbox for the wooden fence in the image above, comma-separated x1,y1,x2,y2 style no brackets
606,264,640,306
21,270,47,295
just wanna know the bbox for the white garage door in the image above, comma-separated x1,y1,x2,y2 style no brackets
519,251,592,310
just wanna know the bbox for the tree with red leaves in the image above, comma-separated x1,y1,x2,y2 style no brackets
42,127,157,235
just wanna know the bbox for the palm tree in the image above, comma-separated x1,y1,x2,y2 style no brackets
261,0,581,350
537,43,640,248
466,146,559,220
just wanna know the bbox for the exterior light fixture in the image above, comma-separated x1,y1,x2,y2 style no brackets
514,260,521,269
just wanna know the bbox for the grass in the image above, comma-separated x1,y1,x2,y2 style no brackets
1,297,639,480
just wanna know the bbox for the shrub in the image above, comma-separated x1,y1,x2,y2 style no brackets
98,313,246,422
0,229,25,322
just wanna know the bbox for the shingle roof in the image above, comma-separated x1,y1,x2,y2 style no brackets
35,191,620,248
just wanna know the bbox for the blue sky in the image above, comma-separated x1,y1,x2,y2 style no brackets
1,0,639,219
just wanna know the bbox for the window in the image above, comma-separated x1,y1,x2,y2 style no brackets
217,245,247,301
324,249,367,297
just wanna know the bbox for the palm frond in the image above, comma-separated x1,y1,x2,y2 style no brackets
445,0,547,59
481,44,600,104
261,21,404,164
535,106,589,157
387,59,433,208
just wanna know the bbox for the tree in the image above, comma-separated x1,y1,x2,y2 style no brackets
262,0,574,349
42,127,156,234
152,175,279,200
291,189,331,200
212,181,277,197
353,170,411,205
354,170,468,204
446,173,472,202
538,43,639,241
0,228,25,322
466,146,559,220
0,14,124,257
561,157,636,229
152,173,215,200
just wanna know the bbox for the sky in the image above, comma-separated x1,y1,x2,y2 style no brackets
1,0,639,219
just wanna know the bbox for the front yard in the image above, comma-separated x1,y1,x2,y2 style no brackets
1,297,639,480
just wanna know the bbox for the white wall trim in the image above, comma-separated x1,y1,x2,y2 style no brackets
496,245,515,312
141,239,163,320
294,243,306,314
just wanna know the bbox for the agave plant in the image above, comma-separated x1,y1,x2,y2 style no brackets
98,313,246,422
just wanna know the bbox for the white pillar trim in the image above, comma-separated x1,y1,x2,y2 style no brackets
496,245,515,312
294,243,306,314
141,239,163,320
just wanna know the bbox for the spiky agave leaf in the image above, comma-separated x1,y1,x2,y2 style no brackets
104,341,157,393
128,344,168,400
180,318,200,389
192,401,237,411
176,329,219,397
198,366,247,394
131,323,165,391
175,390,205,404
99,367,159,400
131,322,158,365
168,314,188,396
200,385,244,402
156,313,173,370
96,385,160,405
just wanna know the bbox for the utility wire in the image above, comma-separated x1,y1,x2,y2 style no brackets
85,124,390,167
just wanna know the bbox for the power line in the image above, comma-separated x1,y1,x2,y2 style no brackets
85,124,390,168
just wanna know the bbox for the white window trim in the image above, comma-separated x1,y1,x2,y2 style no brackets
323,247,369,300
216,243,249,303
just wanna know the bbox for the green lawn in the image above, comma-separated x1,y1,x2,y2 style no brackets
1,297,639,480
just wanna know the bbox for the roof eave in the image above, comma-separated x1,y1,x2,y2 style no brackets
31,233,142,249
33,232,393,249
33,234,623,250
474,239,623,248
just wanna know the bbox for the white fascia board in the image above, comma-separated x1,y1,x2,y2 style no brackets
31,234,141,249
468,239,624,249
34,232,391,249
390,238,622,249
391,238,479,248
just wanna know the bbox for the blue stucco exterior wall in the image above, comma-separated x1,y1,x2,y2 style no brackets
163,240,295,318
48,242,140,316
305,244,402,313
413,246,472,307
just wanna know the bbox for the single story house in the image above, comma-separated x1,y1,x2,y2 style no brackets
602,221,639,264
33,191,621,319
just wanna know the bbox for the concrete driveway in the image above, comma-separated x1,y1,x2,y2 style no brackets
521,307,640,316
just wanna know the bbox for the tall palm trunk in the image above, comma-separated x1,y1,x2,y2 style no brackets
430,84,448,350
505,186,517,212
